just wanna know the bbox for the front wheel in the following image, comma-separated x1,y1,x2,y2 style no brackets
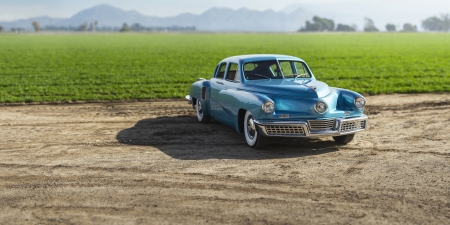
332,134,355,144
196,99,210,123
243,111,267,149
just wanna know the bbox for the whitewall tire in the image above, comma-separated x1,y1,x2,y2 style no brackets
196,99,210,123
243,111,267,149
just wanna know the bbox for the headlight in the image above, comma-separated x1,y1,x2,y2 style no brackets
354,97,366,108
262,101,275,113
314,101,327,114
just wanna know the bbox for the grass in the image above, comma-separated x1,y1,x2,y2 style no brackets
0,33,449,103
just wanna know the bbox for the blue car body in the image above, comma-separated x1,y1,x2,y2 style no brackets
186,54,368,148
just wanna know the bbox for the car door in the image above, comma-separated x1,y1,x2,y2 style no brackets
217,63,240,121
209,62,230,122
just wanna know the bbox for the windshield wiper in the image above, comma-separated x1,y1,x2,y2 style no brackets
248,73,271,80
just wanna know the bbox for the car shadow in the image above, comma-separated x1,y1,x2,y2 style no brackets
116,116,341,160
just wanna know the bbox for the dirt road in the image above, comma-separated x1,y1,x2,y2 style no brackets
0,94,449,224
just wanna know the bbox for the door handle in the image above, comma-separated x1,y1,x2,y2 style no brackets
216,81,224,85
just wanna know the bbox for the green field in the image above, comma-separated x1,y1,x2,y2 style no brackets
0,33,449,103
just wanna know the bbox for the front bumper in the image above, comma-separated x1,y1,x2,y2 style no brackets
254,115,368,137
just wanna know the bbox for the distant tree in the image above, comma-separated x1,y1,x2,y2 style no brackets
401,23,417,32
131,23,149,32
299,16,335,32
335,24,355,32
364,18,379,32
316,16,334,31
32,21,40,32
93,21,98,32
77,22,88,32
386,24,396,32
120,23,132,32
10,28,24,33
0,26,3,32
422,14,450,31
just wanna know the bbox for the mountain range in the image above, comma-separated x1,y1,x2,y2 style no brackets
0,4,316,32
1,2,439,32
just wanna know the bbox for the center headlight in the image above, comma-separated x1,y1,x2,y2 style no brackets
262,101,275,113
314,101,328,114
354,97,366,108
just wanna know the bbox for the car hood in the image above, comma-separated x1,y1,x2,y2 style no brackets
246,79,330,98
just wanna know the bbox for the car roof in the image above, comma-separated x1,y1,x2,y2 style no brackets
221,54,305,64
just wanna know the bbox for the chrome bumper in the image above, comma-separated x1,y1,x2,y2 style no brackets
255,115,368,137
185,95,192,104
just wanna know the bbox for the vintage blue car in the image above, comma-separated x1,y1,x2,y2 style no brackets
186,54,367,148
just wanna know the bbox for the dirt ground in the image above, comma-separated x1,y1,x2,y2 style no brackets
0,93,449,224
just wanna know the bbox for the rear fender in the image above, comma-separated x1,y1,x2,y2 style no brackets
189,80,211,114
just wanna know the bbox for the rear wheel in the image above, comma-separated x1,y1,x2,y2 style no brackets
196,99,210,123
333,134,355,144
244,111,267,149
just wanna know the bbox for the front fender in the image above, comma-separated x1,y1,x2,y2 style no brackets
334,88,365,112
219,89,272,132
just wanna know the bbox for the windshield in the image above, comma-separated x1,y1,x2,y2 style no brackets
243,60,283,80
278,60,312,78
243,60,312,80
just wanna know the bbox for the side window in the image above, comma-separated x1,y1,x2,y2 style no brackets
225,63,238,82
293,62,311,78
216,63,227,79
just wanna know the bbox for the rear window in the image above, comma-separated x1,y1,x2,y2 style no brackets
216,63,227,79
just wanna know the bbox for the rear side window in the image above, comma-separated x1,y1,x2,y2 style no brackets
216,63,227,79
226,63,238,82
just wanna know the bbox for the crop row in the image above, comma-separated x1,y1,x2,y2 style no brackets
0,33,449,103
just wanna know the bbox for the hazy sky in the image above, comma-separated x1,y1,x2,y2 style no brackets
1,0,449,30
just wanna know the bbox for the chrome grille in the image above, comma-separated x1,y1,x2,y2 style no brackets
340,120,365,132
265,125,305,136
307,119,335,131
